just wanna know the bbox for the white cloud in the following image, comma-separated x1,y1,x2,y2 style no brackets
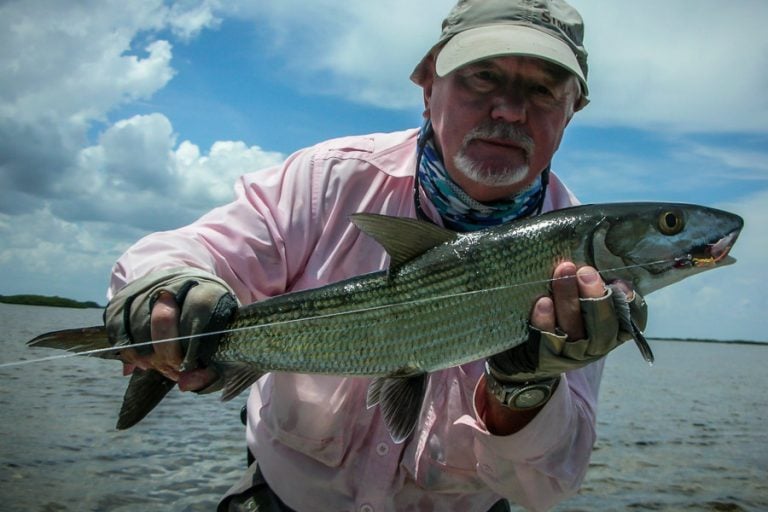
554,134,768,205
0,0,284,301
0,0,177,216
218,0,768,133
175,140,285,206
0,0,174,126
167,0,222,41
77,113,177,193
0,0,765,322
686,145,768,176
0,0,277,219
561,0,768,133
0,208,129,301
310,2,449,108
220,0,452,109
0,111,285,301
59,113,285,231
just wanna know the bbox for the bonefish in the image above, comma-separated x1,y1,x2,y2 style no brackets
28,203,743,442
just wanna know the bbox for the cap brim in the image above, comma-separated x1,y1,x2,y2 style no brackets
435,24,588,95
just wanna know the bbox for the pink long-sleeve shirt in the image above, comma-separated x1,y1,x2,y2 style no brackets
110,128,603,512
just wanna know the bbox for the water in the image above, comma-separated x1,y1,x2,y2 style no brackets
0,304,244,511
1,303,766,511
555,340,768,512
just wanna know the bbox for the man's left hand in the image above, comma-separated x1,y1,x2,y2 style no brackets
489,261,647,382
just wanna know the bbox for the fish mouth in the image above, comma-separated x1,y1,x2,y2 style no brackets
674,229,741,268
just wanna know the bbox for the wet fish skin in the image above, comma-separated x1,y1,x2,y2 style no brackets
27,202,743,441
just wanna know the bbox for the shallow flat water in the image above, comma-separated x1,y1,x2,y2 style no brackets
0,304,244,511
555,339,768,511
1,303,766,511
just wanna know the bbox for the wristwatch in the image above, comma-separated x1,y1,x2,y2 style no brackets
484,361,560,410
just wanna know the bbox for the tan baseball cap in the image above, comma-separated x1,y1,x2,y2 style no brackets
411,0,589,109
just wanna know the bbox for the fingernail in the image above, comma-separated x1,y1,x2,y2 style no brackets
536,299,554,314
578,268,599,284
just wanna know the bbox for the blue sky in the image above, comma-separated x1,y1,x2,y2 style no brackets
1,0,766,341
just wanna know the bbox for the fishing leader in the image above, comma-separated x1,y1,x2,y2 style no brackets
104,0,647,511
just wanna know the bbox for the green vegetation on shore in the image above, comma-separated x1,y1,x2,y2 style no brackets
0,294,103,309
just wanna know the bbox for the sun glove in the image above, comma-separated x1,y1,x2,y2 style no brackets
489,284,648,382
104,267,239,389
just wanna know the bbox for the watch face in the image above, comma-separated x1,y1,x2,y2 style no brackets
514,386,549,409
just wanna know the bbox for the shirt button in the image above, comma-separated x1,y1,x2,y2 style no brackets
360,504,374,512
376,442,389,456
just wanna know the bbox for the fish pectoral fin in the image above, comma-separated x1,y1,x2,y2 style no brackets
117,368,176,429
607,284,655,365
350,213,457,269
366,371,428,444
630,319,654,365
215,362,264,402
27,325,122,360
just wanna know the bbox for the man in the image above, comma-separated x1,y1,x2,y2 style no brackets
105,1,645,510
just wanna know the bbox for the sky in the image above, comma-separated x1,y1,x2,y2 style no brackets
1,0,766,342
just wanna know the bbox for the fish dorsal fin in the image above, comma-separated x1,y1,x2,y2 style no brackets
350,213,457,269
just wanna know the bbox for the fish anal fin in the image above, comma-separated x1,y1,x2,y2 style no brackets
216,362,265,402
366,370,428,444
117,369,176,429
366,376,384,409
350,214,457,269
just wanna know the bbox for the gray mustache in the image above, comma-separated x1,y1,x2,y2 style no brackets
462,122,535,155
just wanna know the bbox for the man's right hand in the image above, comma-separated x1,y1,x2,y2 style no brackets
105,268,239,392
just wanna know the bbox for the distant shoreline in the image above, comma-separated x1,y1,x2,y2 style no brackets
0,294,103,309
649,337,767,347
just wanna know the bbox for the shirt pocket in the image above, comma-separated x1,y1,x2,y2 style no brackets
412,416,486,493
259,373,367,467
406,369,486,493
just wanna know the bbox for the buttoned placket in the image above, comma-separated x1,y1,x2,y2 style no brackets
352,421,405,512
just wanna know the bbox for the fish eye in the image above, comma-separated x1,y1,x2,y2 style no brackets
658,210,684,235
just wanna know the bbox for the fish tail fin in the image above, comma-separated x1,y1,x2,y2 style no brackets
26,326,176,429
117,362,264,428
26,325,122,360
27,328,264,426
117,368,176,429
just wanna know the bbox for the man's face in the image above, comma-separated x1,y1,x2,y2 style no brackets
424,55,579,202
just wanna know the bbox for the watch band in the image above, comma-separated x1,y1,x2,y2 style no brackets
484,361,560,410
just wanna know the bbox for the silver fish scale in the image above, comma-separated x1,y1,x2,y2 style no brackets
213,220,576,377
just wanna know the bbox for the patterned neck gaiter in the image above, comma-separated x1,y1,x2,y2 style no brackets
414,122,548,232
